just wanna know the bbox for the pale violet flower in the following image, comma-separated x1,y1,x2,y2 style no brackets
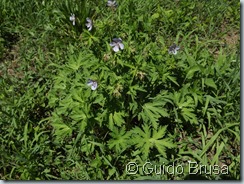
87,79,98,90
110,38,124,52
85,17,93,31
107,0,118,8
69,13,75,26
168,43,180,55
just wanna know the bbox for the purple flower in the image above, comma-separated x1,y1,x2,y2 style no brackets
85,17,93,31
107,0,118,7
87,79,98,90
168,43,180,55
110,38,124,52
69,13,75,26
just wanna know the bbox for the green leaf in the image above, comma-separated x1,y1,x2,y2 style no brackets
23,122,29,149
113,111,125,127
108,111,126,130
109,113,114,130
154,138,174,158
52,121,72,139
204,78,217,90
107,126,131,153
132,125,151,159
50,112,73,140
151,13,159,20
139,102,169,129
181,107,198,124
131,124,175,159
211,139,227,165
200,123,239,158
186,65,201,79
167,75,179,86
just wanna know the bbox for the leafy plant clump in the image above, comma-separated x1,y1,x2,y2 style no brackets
0,0,240,180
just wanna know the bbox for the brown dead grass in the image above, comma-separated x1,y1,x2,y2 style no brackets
211,23,239,58
0,45,25,79
224,28,239,50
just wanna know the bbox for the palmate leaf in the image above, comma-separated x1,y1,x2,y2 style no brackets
108,111,126,130
131,124,175,159
127,84,147,102
107,126,131,153
49,112,73,141
181,107,198,124
131,125,151,159
138,101,169,129
52,122,72,138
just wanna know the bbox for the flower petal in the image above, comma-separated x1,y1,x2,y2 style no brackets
86,23,92,31
168,43,180,55
70,14,75,20
86,17,91,23
87,79,93,86
110,42,116,47
113,45,120,52
91,82,98,90
118,42,124,50
107,0,117,7
113,38,122,43
87,80,98,90
88,25,92,31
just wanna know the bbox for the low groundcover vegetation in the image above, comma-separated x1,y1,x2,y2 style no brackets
0,0,240,180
